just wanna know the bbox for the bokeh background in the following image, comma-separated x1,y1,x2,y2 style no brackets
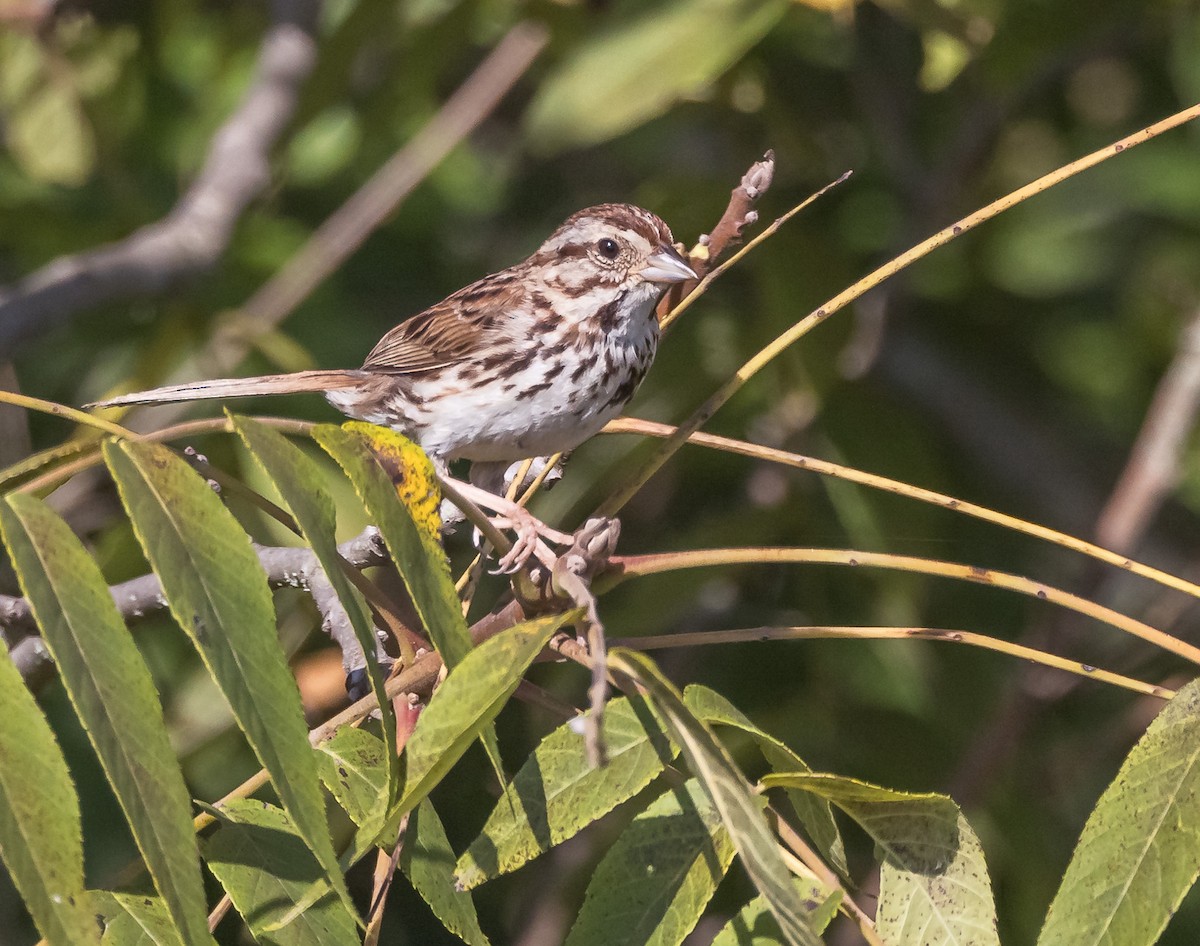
5,0,1200,942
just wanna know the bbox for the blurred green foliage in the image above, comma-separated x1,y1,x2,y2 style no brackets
6,0,1200,941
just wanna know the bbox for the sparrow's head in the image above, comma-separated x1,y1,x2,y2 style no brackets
534,203,696,296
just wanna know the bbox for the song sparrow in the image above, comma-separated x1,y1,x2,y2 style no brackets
91,203,696,568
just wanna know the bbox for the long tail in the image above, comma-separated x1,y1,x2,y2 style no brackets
87,369,367,409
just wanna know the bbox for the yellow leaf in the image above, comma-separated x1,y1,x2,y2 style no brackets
342,422,442,547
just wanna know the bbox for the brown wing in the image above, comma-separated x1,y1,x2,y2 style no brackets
361,270,527,375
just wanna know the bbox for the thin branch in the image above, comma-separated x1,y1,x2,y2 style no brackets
607,546,1200,666
657,149,777,319
2,525,391,686
601,416,1200,603
597,103,1200,519
154,20,550,404
612,625,1173,699
0,0,323,354
1096,308,1200,552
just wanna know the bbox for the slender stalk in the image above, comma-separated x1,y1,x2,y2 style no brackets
603,416,1200,604
0,390,135,439
608,546,1200,666
595,103,1200,519
614,625,1173,699
11,414,314,495
658,172,852,333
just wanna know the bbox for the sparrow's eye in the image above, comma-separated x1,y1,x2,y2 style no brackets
596,238,621,260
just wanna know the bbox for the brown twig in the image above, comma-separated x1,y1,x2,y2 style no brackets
2,525,391,687
1096,309,1200,552
162,21,550,398
658,150,776,319
0,0,322,354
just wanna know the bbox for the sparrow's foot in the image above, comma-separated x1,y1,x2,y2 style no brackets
437,475,573,574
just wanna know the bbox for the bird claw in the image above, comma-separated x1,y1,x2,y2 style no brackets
487,506,566,574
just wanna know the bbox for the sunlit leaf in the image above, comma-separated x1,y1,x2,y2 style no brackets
0,494,210,946
564,779,734,946
232,414,398,802
103,439,358,923
93,892,184,946
684,685,847,878
395,611,577,818
0,32,94,185
401,800,490,946
286,106,362,186
317,725,389,839
314,423,469,667
709,881,841,946
1037,677,1200,946
762,773,998,946
456,695,677,889
0,637,99,945
610,650,822,946
201,799,359,946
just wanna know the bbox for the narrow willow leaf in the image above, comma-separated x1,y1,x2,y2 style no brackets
684,685,847,878
401,800,490,946
763,773,998,946
200,799,359,946
0,438,94,492
710,882,842,946
525,0,787,152
0,639,99,945
395,612,577,818
317,726,389,838
103,439,357,923
564,779,734,946
93,891,185,946
1,495,212,946
456,694,677,890
609,650,821,946
232,414,398,800
313,423,471,667
1038,677,1200,946
316,423,506,790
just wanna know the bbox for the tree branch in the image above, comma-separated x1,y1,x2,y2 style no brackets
657,150,776,319
0,0,322,355
2,525,391,688
1095,308,1200,552
138,20,549,428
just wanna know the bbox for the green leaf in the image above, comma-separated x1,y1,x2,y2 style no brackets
395,611,577,818
762,773,999,946
609,650,822,946
103,438,358,924
401,800,490,946
313,424,471,667
232,414,398,802
317,725,389,838
710,882,842,946
1038,677,1200,946
456,694,677,890
564,779,734,946
525,0,787,152
0,31,95,185
0,495,211,946
94,892,185,946
317,423,509,796
684,685,847,878
200,799,359,946
0,635,99,945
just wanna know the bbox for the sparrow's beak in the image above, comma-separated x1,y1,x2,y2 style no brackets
639,244,698,284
